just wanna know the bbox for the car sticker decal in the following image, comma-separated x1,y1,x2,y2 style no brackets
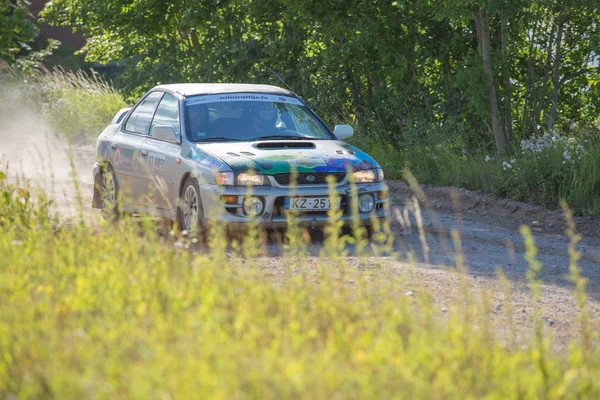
148,152,166,171
289,158,327,168
186,93,304,106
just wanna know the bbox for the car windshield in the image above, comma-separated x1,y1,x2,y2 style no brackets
184,93,335,142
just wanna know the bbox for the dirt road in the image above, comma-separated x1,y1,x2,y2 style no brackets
2,111,600,349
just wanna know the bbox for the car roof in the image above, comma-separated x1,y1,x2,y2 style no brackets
154,83,294,97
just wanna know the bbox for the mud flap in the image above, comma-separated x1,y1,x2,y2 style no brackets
92,171,101,209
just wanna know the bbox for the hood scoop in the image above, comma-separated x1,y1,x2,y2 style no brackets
255,141,315,149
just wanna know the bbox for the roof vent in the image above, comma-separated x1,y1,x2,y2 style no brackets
255,142,315,149
240,151,255,156
227,152,241,157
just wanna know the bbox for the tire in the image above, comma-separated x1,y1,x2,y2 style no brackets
178,176,207,239
100,164,119,221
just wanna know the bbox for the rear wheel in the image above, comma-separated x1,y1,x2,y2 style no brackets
100,165,119,221
178,177,206,239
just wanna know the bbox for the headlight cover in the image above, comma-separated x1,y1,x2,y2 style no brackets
353,168,384,183
216,172,235,186
237,173,268,186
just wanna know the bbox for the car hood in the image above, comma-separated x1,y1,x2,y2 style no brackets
195,140,379,174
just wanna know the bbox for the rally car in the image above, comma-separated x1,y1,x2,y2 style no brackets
93,83,388,235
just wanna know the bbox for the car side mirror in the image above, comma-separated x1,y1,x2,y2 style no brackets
334,124,354,140
150,125,178,142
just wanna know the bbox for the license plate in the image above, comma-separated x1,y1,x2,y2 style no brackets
284,197,341,211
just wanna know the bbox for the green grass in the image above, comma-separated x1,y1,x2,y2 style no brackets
2,67,127,141
354,131,600,216
1,167,599,398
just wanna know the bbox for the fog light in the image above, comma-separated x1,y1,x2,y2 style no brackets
358,193,375,213
243,197,264,216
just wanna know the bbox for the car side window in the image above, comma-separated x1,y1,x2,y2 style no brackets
151,93,180,138
124,91,164,135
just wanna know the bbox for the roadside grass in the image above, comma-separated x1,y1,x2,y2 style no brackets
1,168,599,398
0,67,127,141
354,130,600,216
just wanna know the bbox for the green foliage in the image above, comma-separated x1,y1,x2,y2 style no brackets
2,168,600,398
0,0,37,64
354,124,600,215
40,0,600,152
11,67,128,139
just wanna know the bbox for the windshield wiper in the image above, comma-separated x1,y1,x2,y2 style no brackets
195,137,241,142
251,135,318,141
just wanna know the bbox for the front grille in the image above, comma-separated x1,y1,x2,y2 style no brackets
272,196,348,217
272,172,346,186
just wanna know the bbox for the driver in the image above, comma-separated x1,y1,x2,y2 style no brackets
249,102,278,136
188,104,210,140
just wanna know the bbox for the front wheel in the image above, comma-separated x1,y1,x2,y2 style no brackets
178,177,207,239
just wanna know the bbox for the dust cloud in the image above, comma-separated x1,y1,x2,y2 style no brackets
0,93,97,217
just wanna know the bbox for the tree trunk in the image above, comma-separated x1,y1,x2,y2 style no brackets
475,8,506,153
547,3,566,132
500,14,512,145
346,64,365,126
534,20,557,131
522,20,537,137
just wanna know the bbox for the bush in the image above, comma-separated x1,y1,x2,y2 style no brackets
354,126,600,215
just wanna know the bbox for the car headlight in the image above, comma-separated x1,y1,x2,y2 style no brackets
237,173,267,186
353,168,384,183
216,172,235,186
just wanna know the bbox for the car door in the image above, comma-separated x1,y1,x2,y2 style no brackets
110,91,164,206
139,92,182,211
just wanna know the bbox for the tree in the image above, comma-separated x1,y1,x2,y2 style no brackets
0,0,38,64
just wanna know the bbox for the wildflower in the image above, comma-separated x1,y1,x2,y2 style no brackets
510,159,516,164
563,151,571,161
485,155,494,162
502,161,512,171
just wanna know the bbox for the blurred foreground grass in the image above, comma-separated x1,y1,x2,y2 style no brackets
1,169,599,399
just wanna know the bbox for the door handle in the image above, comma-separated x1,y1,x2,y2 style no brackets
111,142,117,150
140,149,148,158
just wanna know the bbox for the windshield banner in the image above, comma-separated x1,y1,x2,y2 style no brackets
186,93,305,106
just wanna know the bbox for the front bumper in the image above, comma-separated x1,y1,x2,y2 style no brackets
199,181,388,229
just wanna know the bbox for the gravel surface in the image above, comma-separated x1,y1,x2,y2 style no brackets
2,112,599,350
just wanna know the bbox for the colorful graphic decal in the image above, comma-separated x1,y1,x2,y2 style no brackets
187,146,225,170
99,139,110,158
190,143,379,175
225,151,377,174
